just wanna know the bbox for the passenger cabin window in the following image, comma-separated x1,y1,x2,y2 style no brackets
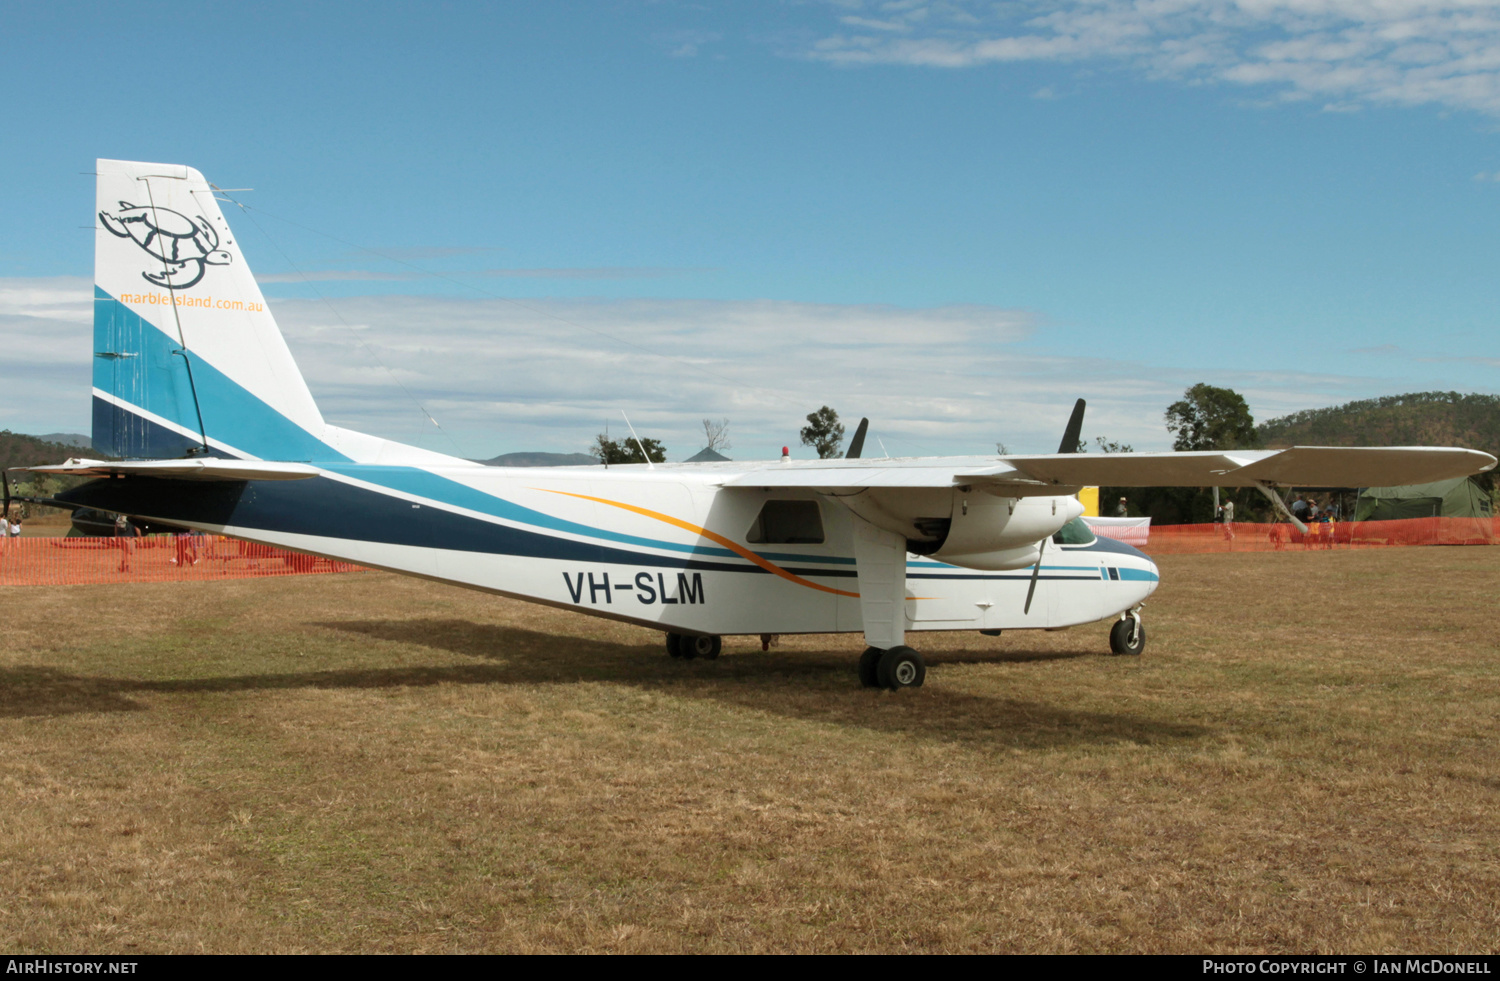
1052,516,1097,546
747,500,825,544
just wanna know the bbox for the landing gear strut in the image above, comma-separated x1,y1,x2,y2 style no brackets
665,633,721,660
858,645,926,690
1109,608,1146,656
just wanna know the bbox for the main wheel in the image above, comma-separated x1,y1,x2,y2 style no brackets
1109,618,1145,656
681,635,721,660
665,633,684,659
876,646,926,690
857,647,883,688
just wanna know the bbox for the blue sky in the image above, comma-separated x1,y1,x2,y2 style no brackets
3,0,1498,458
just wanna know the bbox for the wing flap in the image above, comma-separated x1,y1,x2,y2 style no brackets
1228,446,1496,488
722,465,1021,490
990,446,1495,488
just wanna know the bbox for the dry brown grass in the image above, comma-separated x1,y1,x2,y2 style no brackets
0,549,1497,953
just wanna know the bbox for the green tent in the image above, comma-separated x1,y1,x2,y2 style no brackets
1355,477,1494,521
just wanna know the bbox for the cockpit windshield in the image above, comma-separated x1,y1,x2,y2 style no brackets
1052,516,1097,546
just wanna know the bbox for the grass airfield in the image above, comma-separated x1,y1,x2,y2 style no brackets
1,549,1496,953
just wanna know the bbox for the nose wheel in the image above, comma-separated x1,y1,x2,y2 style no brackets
1109,610,1146,656
858,645,926,690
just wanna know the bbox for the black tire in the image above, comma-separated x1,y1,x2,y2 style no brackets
876,646,926,690
1109,618,1145,656
666,633,684,659
682,635,721,660
857,646,883,688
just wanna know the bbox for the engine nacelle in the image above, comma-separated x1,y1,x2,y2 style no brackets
929,491,1082,570
933,543,1041,571
835,487,1083,570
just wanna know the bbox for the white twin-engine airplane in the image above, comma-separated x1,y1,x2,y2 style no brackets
26,160,1497,690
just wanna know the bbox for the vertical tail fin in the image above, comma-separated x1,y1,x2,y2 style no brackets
93,159,331,461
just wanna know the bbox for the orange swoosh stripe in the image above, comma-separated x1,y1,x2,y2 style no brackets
536,488,862,598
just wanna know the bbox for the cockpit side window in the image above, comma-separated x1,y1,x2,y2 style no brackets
1052,516,1097,546
746,500,825,544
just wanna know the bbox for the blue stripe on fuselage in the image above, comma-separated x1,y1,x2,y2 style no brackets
56,473,857,579
322,463,853,566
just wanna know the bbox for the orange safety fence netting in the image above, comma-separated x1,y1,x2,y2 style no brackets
1132,517,1499,555
0,536,369,587
3,518,1495,584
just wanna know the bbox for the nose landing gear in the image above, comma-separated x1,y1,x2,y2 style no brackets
1109,607,1146,656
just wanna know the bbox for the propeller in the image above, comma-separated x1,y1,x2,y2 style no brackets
1057,398,1086,454
1,469,9,522
846,417,869,460
1023,537,1046,615
1024,398,1085,614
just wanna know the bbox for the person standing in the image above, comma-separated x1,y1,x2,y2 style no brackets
115,513,136,572
1222,499,1235,541
172,529,190,566
1291,495,1309,522
1115,497,1129,517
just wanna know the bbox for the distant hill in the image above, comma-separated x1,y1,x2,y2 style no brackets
1,431,82,471
1256,392,1500,466
38,433,90,449
479,451,598,467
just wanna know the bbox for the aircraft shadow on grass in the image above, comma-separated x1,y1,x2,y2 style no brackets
0,619,1206,751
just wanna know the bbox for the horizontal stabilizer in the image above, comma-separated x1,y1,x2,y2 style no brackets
24,458,320,481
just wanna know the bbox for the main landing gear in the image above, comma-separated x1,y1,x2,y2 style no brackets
1109,608,1146,656
665,632,721,660
858,645,926,690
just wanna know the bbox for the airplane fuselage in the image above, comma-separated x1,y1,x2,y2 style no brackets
62,461,1159,637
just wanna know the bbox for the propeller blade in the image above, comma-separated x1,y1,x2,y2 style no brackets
1057,398,1086,454
1023,539,1046,615
1,469,9,521
846,417,869,460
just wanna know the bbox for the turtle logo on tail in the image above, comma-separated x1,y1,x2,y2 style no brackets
99,202,233,290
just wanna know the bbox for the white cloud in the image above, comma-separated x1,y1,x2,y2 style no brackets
0,278,1462,459
805,1,1500,116
0,277,94,439
0,277,93,324
258,267,696,284
656,29,724,58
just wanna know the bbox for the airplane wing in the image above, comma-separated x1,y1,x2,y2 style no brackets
21,458,321,481
721,446,1495,493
